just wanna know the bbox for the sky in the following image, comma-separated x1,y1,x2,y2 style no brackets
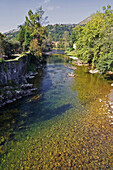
0,0,113,33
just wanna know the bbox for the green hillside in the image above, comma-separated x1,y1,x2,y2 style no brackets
46,24,77,41
4,29,19,40
5,24,77,42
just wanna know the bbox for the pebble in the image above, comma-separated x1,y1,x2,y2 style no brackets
89,69,98,74
6,100,13,104
109,116,113,119
99,99,102,102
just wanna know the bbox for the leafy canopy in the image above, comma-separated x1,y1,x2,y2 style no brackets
72,5,113,73
17,7,50,56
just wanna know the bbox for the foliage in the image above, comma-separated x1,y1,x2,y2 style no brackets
17,25,26,51
0,57,5,63
6,24,76,44
47,24,76,42
72,5,113,73
17,7,50,56
23,30,31,51
42,34,52,52
47,24,75,49
0,7,50,60
0,33,5,39
65,49,77,57
0,33,5,56
29,39,42,57
6,23,76,51
0,39,5,56
71,25,83,44
2,40,14,56
8,39,20,54
62,31,71,50
0,31,20,58
96,52,113,74
26,8,48,55
5,31,19,41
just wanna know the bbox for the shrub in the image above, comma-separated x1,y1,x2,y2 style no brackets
97,52,113,74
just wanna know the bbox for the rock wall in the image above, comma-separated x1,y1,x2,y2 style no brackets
0,54,39,107
0,55,28,85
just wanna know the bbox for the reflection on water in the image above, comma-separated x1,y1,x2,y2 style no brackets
0,54,113,169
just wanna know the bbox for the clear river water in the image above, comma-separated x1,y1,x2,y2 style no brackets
0,52,113,169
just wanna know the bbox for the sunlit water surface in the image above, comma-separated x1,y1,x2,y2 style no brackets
0,54,113,169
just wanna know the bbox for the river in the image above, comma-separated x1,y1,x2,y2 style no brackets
0,52,113,169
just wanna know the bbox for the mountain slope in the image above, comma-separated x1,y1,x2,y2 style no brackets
46,24,77,41
78,16,92,25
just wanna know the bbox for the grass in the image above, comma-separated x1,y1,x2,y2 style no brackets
65,50,77,57
2,51,30,63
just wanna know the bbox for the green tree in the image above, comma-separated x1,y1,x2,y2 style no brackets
75,5,113,72
0,39,5,56
17,25,26,51
63,31,70,50
23,30,31,51
46,24,76,42
97,52,113,74
0,39,15,57
71,25,83,44
16,7,50,55
0,33,5,40
29,38,42,56
0,33,5,56
25,7,48,56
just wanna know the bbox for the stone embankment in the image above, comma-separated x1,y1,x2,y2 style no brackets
0,71,38,108
0,83,37,107
0,55,28,85
0,54,39,108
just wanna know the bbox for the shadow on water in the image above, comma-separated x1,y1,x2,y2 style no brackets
0,54,74,149
26,103,72,123
104,73,113,82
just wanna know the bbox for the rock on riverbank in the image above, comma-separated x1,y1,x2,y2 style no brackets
0,52,44,108
108,89,113,110
0,83,37,108
0,70,39,108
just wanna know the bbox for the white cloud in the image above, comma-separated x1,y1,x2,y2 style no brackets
56,6,60,9
47,6,54,11
46,5,60,11
44,0,51,4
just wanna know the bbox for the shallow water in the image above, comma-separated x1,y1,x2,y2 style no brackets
0,54,113,169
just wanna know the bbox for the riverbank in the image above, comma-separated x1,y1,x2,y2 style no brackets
0,78,38,108
43,49,65,55
0,52,46,108
66,52,113,79
108,89,113,117
66,53,113,124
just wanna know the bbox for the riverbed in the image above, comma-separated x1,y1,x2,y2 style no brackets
0,53,113,169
